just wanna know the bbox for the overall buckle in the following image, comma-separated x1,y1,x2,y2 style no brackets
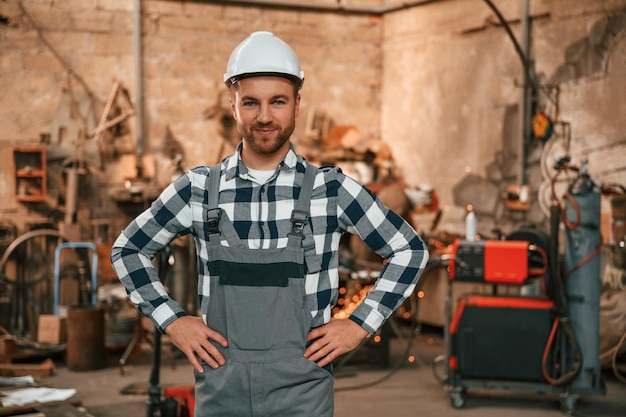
290,209,308,237
206,208,222,234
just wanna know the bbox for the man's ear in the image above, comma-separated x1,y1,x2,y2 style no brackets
229,95,238,121
294,93,301,118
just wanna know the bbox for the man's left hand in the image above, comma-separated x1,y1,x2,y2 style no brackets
304,319,369,367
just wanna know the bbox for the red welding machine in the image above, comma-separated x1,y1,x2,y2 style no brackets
448,239,531,285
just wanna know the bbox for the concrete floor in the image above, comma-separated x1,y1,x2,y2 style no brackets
31,327,625,417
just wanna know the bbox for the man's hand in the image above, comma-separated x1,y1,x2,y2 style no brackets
304,319,369,367
164,316,228,373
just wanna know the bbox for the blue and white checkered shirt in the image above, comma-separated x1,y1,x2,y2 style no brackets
111,144,428,335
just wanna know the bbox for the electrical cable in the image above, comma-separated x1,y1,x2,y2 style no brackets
542,317,560,384
528,244,548,277
481,0,557,106
431,353,447,385
563,243,603,280
334,320,418,392
610,331,626,384
334,260,445,392
527,244,549,295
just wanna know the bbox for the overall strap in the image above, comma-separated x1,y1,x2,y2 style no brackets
206,164,244,247
288,163,321,273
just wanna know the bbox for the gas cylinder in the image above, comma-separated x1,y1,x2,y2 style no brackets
564,159,603,390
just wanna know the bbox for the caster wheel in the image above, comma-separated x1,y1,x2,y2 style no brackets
450,391,465,409
560,395,578,416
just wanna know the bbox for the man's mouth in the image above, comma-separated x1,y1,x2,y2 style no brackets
254,127,277,136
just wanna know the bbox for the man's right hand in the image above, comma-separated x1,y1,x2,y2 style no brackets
164,316,228,373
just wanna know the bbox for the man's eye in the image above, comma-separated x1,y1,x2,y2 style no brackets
242,101,256,107
273,100,286,105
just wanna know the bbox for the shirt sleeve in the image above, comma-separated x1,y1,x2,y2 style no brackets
335,171,429,334
110,173,194,332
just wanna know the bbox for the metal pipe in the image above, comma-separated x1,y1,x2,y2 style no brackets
519,0,531,185
201,0,447,15
133,0,145,177
53,242,99,316
64,167,80,224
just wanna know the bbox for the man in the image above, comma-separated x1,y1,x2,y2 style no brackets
111,31,428,417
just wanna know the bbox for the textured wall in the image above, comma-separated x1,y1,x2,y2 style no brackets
1,0,625,239
383,0,626,236
0,0,383,233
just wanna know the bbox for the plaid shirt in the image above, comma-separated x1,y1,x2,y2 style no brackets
111,144,428,335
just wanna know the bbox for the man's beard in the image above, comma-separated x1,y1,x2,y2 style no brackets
241,120,295,155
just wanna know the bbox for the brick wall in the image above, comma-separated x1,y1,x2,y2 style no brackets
0,0,383,234
382,0,626,236
1,0,625,239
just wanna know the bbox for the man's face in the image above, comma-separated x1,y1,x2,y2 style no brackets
230,76,300,159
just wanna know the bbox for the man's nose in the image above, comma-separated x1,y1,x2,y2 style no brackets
256,104,272,123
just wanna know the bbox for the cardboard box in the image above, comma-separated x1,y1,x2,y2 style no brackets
38,314,67,345
0,336,18,361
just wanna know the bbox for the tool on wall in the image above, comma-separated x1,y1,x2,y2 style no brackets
91,79,136,162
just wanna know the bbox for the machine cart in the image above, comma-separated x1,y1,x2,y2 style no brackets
444,232,606,414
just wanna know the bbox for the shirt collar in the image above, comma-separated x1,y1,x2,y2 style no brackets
224,142,299,182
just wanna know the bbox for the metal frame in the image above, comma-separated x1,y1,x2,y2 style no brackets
53,241,98,316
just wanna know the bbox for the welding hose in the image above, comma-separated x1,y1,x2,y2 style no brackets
547,167,601,300
549,160,604,284
550,164,625,384
545,164,603,385
542,315,582,386
540,204,582,386
550,165,581,230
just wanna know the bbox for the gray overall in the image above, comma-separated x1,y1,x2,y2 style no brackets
194,164,334,417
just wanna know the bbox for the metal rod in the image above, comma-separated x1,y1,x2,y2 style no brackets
133,0,145,177
202,0,447,15
519,0,531,185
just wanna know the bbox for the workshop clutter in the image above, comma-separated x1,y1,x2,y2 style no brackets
0,75,167,374
163,385,195,417
441,159,612,414
37,315,67,345
0,238,136,375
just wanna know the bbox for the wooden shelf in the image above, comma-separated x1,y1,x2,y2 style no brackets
14,146,47,203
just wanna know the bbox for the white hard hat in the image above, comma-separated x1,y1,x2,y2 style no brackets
224,31,304,89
